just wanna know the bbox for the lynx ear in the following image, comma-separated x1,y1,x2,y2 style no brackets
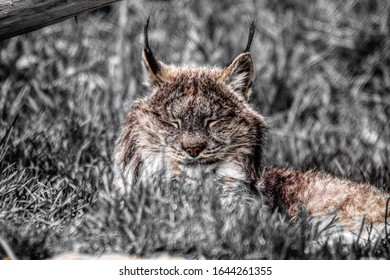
219,19,256,101
142,17,168,86
219,53,254,101
142,49,169,86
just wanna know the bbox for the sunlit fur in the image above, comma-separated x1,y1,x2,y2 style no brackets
264,167,389,240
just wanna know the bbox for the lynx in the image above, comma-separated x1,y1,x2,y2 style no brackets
115,19,389,240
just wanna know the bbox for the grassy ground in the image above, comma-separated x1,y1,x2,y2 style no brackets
1,0,390,259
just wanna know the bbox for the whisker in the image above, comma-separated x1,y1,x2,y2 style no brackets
207,146,223,153
222,143,263,149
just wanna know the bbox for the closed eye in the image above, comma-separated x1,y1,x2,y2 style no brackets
168,120,180,129
205,119,218,128
205,117,233,128
152,112,181,129
160,119,180,129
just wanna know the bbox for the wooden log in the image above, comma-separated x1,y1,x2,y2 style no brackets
0,0,122,40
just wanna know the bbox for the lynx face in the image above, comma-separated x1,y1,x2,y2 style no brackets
144,76,245,166
134,67,265,181
115,20,265,192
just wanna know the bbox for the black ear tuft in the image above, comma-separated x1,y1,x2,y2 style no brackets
143,17,161,76
244,18,256,53
144,16,151,51
142,17,168,86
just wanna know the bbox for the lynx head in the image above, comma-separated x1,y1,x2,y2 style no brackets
117,19,266,188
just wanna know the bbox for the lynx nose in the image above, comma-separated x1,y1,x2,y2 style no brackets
183,143,206,158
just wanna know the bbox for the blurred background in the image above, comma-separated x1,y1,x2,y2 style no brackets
1,0,390,259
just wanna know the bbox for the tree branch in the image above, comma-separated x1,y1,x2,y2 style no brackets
0,0,122,40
